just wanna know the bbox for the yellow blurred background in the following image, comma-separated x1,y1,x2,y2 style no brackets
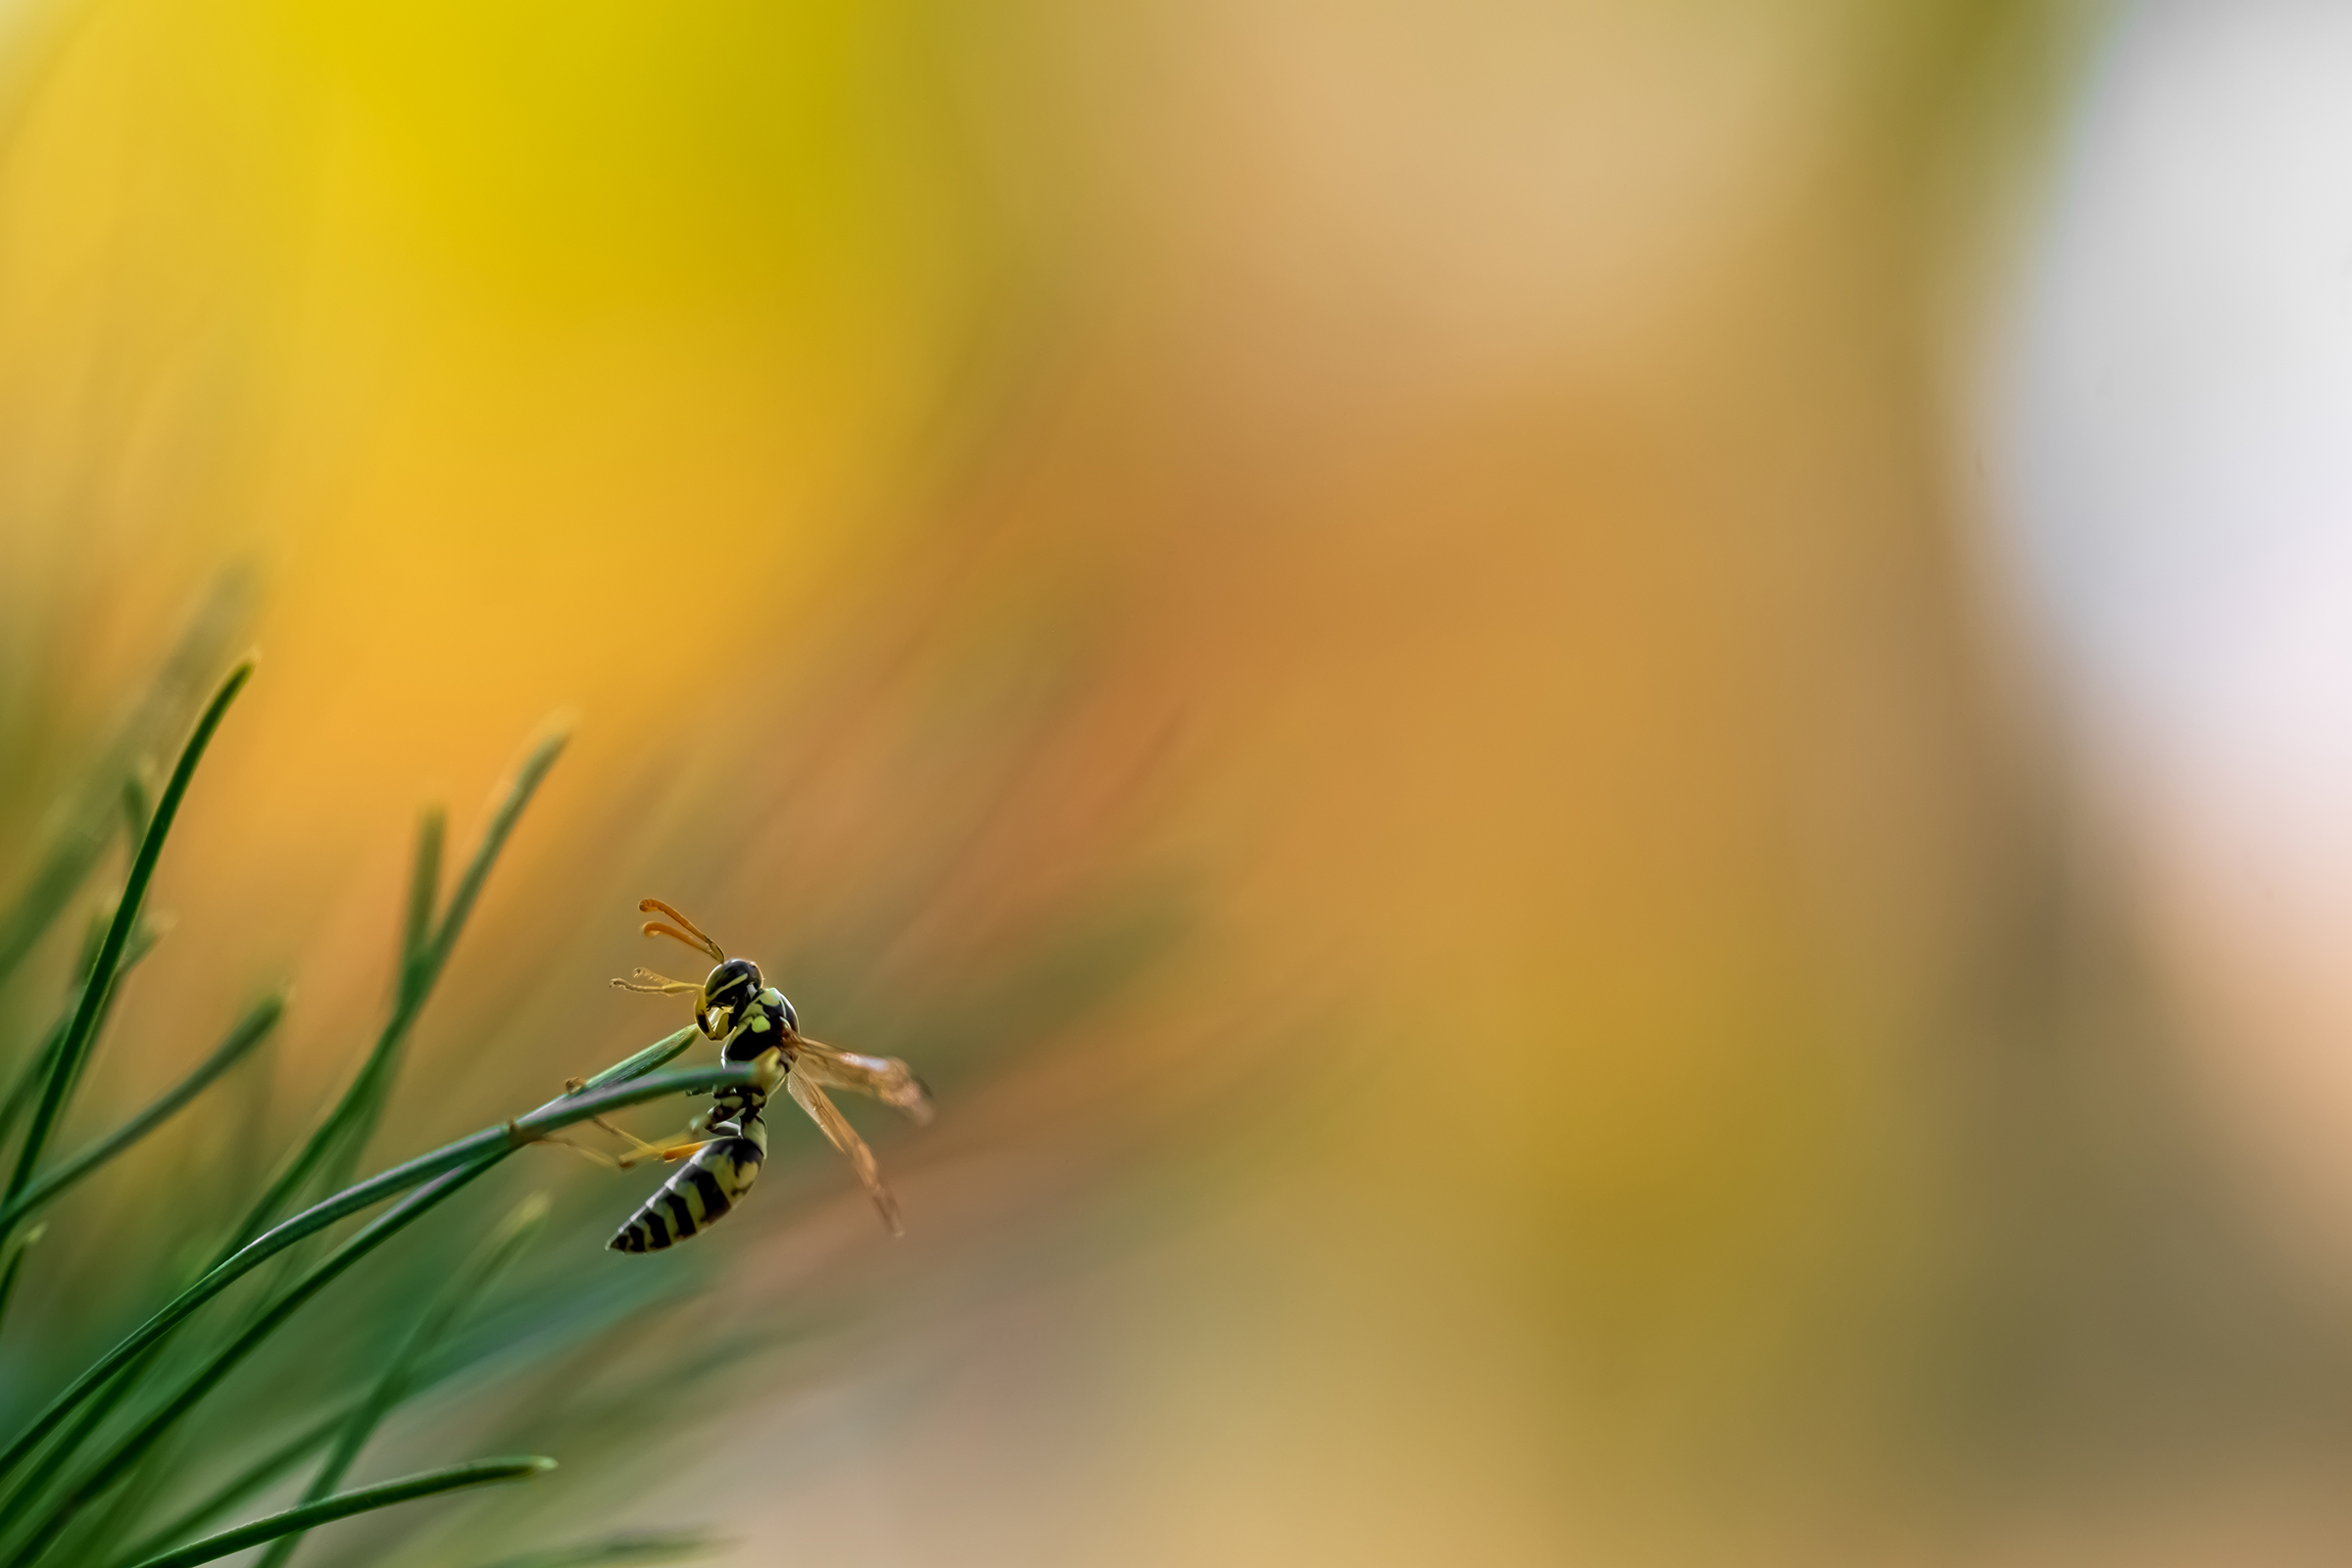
12,0,2352,1562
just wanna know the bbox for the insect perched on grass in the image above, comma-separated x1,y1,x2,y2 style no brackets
601,899,932,1250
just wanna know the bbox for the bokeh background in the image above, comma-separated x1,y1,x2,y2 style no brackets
12,0,2352,1561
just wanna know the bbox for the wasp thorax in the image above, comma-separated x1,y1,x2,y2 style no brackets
698,958,763,1037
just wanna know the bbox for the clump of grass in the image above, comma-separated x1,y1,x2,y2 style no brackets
0,654,756,1568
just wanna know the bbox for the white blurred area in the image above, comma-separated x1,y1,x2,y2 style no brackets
1994,0,2352,1240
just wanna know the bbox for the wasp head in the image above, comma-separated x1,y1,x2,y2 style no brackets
613,900,771,1041
697,957,762,1039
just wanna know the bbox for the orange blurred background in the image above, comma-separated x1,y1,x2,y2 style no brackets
11,0,2352,1563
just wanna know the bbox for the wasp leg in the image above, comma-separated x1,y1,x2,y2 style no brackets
555,1083,716,1168
532,1133,628,1170
526,1124,712,1170
591,1114,667,1155
608,1108,720,1168
615,1136,718,1170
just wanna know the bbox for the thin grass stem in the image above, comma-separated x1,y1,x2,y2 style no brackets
0,1057,756,1487
399,806,446,1006
0,992,284,1236
254,1193,548,1568
7,1166,502,1558
0,573,247,987
0,1224,41,1343
0,829,111,995
1,662,253,1239
422,730,568,989
0,1019,66,1161
227,731,566,1253
120,1456,555,1568
0,920,172,1161
113,1409,350,1566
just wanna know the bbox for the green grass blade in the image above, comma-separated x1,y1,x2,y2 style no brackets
0,572,248,987
0,830,111,995
228,731,566,1252
0,1341,165,1558
0,1224,42,1339
469,1531,724,1568
220,846,440,1257
1,662,253,1230
421,728,567,990
581,1028,698,1091
0,920,172,1159
0,1057,759,1487
115,1224,691,1567
0,992,283,1235
255,1193,548,1568
120,773,152,852
120,1457,555,1568
318,728,569,1194
358,729,566,1160
0,1019,67,1161
8,1165,505,1556
31,916,173,1180
113,1410,349,1566
399,806,446,1005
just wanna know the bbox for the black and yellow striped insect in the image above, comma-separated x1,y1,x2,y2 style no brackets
602,899,931,1251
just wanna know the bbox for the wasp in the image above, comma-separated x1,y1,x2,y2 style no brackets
601,899,931,1251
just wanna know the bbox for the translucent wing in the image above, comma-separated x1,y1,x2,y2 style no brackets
790,1036,933,1125
785,1065,905,1236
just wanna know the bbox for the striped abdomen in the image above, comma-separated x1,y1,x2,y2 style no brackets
609,1112,767,1253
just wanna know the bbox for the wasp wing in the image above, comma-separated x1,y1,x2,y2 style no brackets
785,1065,904,1236
790,1037,933,1125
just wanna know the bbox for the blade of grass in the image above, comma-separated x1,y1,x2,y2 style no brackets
255,1193,548,1568
0,1342,163,1555
1,662,253,1239
124,1206,703,1568
0,1019,66,1161
8,1166,505,1559
470,1531,724,1568
0,828,111,997
399,806,445,1007
420,729,568,991
32,919,174,1191
121,772,152,853
0,1031,697,1534
0,928,178,1341
0,1224,42,1337
0,921,172,1159
220,812,450,1260
8,1004,267,1556
228,732,566,1253
0,1037,699,1530
51,1414,180,1568
578,1027,699,1091
0,1056,760,1487
337,732,568,1177
120,1457,555,1568
0,573,248,988
0,975,274,1518
89,1278,574,1568
0,991,283,1235
112,1410,350,1566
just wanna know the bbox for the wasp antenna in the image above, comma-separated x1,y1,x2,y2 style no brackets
637,899,723,960
641,921,720,957
611,969,701,995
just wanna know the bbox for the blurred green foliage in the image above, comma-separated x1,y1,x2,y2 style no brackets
0,644,763,1567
